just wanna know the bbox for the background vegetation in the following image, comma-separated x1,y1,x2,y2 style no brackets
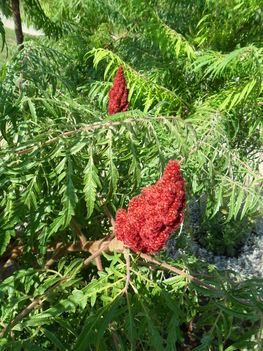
0,0,262,349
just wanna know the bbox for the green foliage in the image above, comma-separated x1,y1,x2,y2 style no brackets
0,17,5,51
0,0,263,349
199,208,254,257
23,0,70,38
194,0,263,51
1,253,263,350
0,0,12,18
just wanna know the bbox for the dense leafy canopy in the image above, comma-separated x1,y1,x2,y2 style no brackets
0,0,262,349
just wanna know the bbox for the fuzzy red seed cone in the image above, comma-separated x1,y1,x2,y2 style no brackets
115,160,186,254
108,66,129,115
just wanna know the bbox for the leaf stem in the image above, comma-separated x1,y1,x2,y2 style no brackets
122,248,130,295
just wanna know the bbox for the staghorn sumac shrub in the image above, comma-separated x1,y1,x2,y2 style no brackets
0,1,263,350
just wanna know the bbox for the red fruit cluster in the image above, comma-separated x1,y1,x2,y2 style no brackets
108,66,129,115
115,160,186,253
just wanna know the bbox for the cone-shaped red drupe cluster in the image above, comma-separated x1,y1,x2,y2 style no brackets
108,66,129,115
115,160,186,253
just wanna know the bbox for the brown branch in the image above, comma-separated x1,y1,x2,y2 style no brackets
0,276,70,338
14,116,179,156
18,52,28,93
140,253,218,292
1,234,121,277
95,256,103,271
3,238,100,256
38,232,118,271
112,330,119,350
140,253,256,307
16,128,82,155
97,193,115,227
45,235,117,270
0,246,23,275
12,0,24,49
49,241,92,252
0,323,7,337
83,240,111,267
109,321,119,350
111,31,129,41
1,241,86,276
45,242,65,269
1,245,23,261
7,297,42,335
71,219,87,247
